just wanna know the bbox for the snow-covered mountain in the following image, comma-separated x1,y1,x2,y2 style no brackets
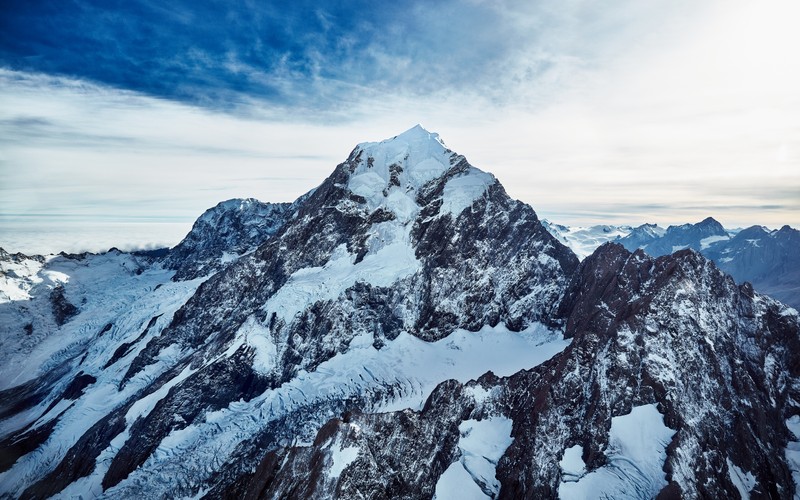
546,218,800,310
1,126,799,499
541,221,632,260
617,216,730,256
704,224,800,311
616,223,667,251
163,197,297,280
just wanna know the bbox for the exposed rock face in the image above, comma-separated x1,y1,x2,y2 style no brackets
164,198,297,280
49,285,78,326
241,244,800,499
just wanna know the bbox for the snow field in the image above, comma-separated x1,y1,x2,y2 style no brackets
102,324,568,497
434,416,514,500
558,404,675,500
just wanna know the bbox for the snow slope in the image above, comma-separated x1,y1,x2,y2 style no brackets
558,405,675,499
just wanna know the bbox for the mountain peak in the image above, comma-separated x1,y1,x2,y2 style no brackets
698,216,722,227
356,124,448,160
395,123,438,140
346,127,495,223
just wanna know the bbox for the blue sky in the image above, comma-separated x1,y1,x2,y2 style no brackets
1,0,799,253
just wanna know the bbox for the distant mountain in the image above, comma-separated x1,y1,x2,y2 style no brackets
617,217,729,256
615,223,666,252
1,126,799,499
541,221,632,260
704,225,800,310
546,217,800,311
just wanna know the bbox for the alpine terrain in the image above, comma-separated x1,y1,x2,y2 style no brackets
544,218,800,311
1,126,799,499
615,219,800,311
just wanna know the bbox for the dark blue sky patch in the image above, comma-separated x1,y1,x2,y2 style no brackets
0,0,537,111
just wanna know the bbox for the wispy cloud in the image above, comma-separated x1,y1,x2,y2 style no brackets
0,0,691,115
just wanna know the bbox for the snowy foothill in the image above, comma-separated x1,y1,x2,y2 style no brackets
558,404,676,500
0,250,200,392
0,252,45,303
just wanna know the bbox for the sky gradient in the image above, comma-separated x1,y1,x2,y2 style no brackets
1,0,799,254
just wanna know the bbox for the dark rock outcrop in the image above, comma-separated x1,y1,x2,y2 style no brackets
164,198,298,280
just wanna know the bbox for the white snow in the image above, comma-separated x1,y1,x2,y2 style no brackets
700,235,729,250
671,245,689,253
435,459,488,500
219,251,238,264
263,224,419,324
434,416,514,500
440,168,496,218
347,125,495,223
465,385,493,405
558,404,676,500
0,252,197,392
559,445,586,481
726,458,756,499
329,440,359,479
785,416,800,499
348,125,451,211
235,315,278,374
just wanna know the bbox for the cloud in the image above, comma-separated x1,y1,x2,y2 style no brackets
0,0,696,116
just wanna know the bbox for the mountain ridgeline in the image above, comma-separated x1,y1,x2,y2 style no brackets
0,126,798,499
615,218,800,310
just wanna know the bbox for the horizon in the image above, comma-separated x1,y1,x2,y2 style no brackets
2,1,799,254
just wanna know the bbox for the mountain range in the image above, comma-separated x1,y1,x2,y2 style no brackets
543,217,799,311
1,126,799,499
